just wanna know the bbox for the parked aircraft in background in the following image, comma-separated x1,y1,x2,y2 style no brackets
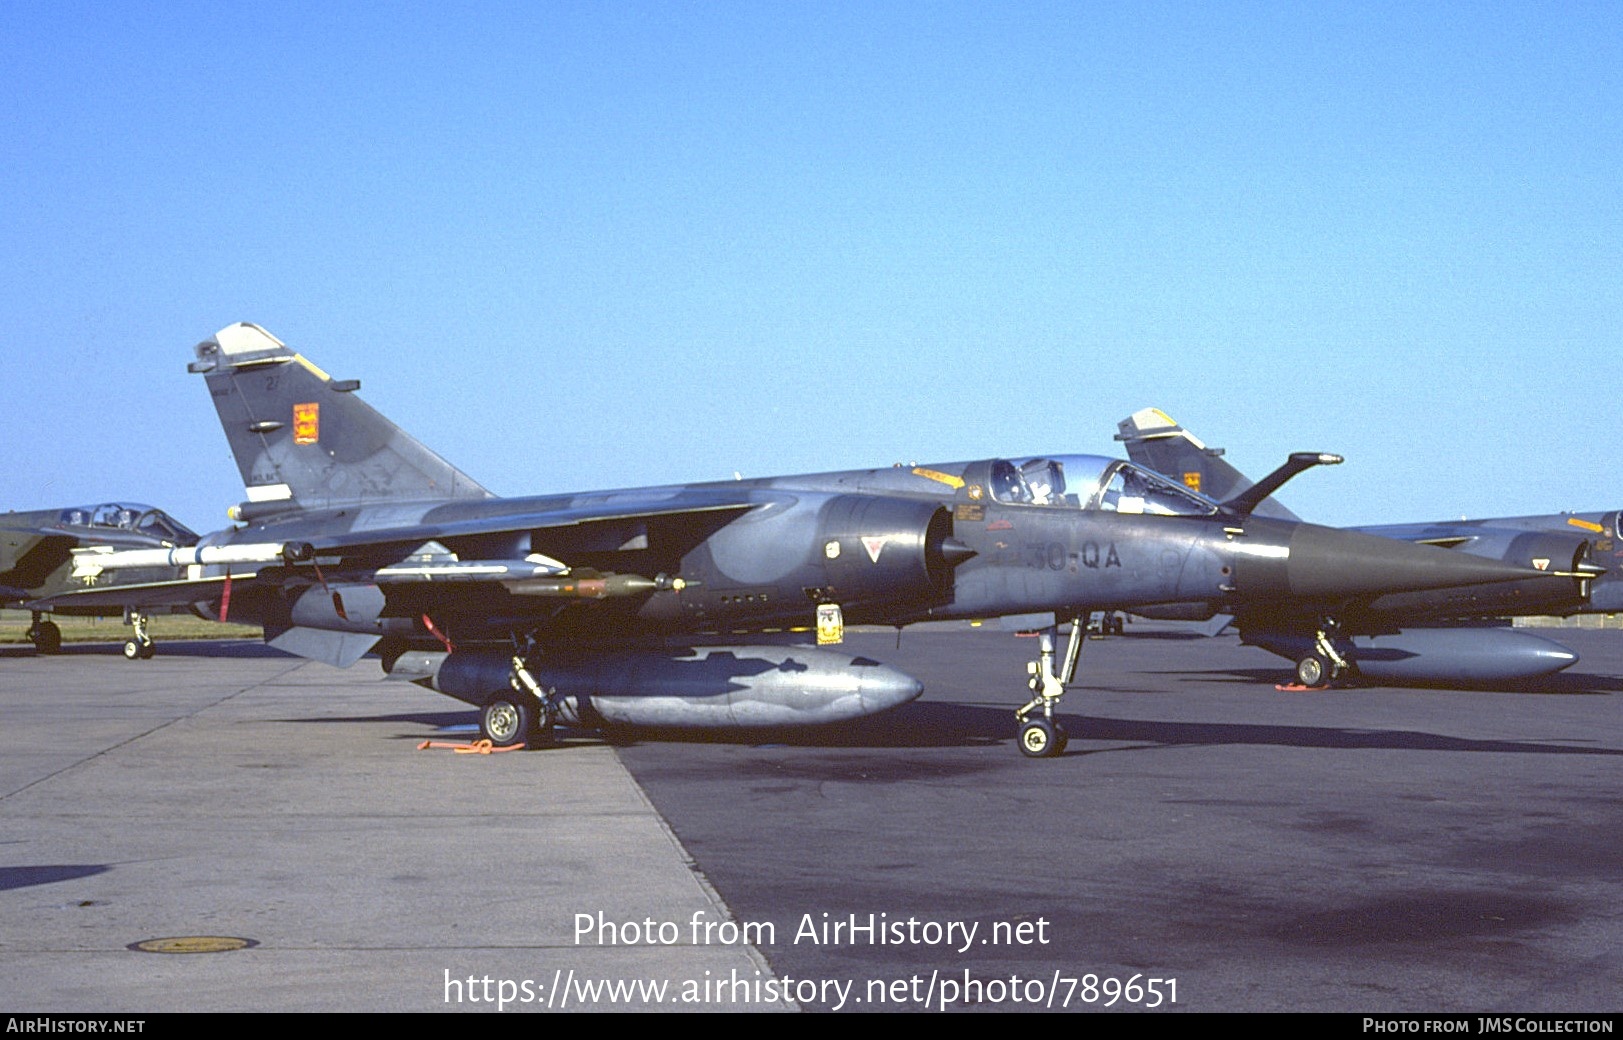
2,503,200,657
1116,408,1611,686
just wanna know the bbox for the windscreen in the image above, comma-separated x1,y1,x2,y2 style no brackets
985,457,1217,516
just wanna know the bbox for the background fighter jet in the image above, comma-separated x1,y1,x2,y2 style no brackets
42,325,1585,757
1,502,201,657
1116,408,1612,686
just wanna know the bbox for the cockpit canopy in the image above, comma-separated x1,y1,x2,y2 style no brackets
55,503,199,545
987,455,1219,516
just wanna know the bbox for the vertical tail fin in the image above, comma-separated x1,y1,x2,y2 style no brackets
190,323,492,518
1114,408,1300,522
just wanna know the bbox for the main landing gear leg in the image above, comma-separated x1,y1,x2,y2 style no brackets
478,654,558,749
1013,612,1086,758
27,612,61,655
121,609,155,660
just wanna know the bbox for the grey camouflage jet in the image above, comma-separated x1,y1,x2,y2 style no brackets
1116,408,1611,686
29,326,1592,756
2,502,200,657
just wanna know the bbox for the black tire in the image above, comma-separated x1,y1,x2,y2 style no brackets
137,642,156,660
1295,653,1332,687
32,621,62,655
1019,718,1060,758
123,639,143,661
1052,722,1069,756
480,692,541,748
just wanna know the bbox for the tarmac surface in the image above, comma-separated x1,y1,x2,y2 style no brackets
3,623,1621,1013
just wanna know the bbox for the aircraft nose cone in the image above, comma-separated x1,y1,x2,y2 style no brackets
1235,520,1567,600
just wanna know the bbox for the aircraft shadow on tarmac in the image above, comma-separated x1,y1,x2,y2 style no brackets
137,641,289,659
0,864,109,892
275,702,1010,750
627,706,1623,758
1059,714,1623,758
278,701,1623,759
1200,666,1623,695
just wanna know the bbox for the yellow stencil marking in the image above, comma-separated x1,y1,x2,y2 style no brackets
912,467,965,489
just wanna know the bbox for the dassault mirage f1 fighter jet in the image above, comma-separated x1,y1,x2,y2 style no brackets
1116,408,1610,686
33,325,1591,757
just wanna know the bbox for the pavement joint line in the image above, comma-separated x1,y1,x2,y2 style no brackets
0,658,312,804
612,742,797,1011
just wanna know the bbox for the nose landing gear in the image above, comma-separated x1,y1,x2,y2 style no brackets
1292,621,1350,688
121,609,156,660
1013,612,1086,758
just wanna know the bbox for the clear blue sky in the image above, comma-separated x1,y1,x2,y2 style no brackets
3,2,1619,531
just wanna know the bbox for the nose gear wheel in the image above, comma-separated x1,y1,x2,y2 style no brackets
1013,612,1086,758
